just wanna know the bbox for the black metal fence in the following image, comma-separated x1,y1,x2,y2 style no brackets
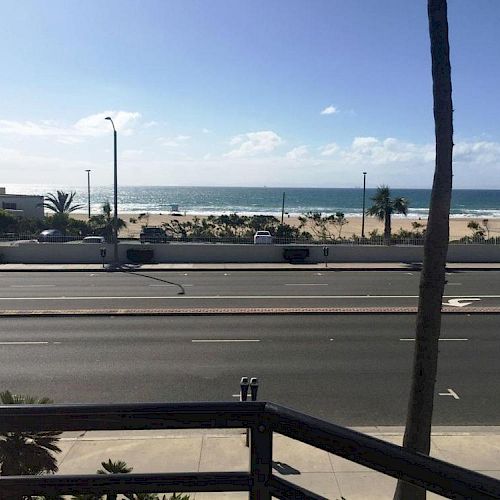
2,232,500,246
0,401,499,499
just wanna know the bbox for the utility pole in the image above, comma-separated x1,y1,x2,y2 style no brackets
281,191,286,226
105,117,119,264
85,169,91,219
361,172,367,238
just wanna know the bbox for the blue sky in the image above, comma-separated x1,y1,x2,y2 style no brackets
1,0,500,188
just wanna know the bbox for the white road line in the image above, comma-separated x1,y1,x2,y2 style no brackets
439,388,460,399
284,283,328,286
10,285,55,288
148,284,193,287
0,341,59,345
400,338,469,341
191,339,261,343
0,293,497,301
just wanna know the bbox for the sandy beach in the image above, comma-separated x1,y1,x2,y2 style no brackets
72,213,500,240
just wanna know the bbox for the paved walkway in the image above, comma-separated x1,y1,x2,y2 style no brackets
54,427,500,499
2,262,500,272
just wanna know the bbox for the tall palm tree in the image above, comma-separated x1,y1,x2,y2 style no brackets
366,185,408,243
394,0,453,498
0,391,61,479
43,191,84,214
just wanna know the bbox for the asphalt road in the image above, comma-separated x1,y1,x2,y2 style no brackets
0,314,497,426
0,270,498,310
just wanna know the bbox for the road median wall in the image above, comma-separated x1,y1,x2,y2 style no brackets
1,242,499,264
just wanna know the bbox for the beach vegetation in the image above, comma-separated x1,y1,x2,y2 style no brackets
467,220,486,239
366,186,409,244
298,212,349,240
43,191,84,214
0,209,18,233
162,213,310,241
89,202,127,241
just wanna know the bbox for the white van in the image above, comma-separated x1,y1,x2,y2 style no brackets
254,231,273,244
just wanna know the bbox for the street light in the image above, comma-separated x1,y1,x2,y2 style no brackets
105,117,119,264
361,172,367,238
85,169,91,219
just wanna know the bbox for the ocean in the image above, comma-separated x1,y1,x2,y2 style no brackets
5,184,500,219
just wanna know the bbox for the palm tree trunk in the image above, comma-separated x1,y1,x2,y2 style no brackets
394,0,453,498
384,213,391,245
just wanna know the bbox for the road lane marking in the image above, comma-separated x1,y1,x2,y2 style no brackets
148,284,193,287
400,338,469,341
439,388,460,400
191,339,260,343
0,341,61,345
444,298,481,308
0,294,497,301
10,285,56,288
284,284,328,286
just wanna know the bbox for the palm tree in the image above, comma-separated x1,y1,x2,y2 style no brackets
89,202,127,241
394,1,454,498
366,185,408,244
0,391,61,479
43,191,84,214
71,460,181,500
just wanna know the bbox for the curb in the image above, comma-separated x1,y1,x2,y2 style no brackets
3,266,500,273
1,306,499,317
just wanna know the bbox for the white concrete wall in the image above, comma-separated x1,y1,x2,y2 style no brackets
0,195,44,218
1,242,500,264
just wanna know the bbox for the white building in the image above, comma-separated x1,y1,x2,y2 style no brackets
0,187,44,219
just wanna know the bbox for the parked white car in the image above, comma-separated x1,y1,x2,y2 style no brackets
82,236,106,244
254,230,273,244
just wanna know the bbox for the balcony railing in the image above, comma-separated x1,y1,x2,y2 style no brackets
0,401,499,499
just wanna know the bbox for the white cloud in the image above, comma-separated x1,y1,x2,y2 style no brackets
0,110,141,142
225,130,283,158
122,149,144,159
341,136,434,164
202,128,211,134
320,105,338,115
143,121,159,129
286,145,309,160
159,135,191,147
320,142,339,156
74,111,141,137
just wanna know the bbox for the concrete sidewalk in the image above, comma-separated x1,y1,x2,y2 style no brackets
54,427,500,499
3,262,500,272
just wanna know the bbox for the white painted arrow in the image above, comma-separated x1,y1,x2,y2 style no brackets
443,298,481,308
438,388,460,400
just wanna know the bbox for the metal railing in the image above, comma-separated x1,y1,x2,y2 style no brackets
3,232,500,246
0,401,499,499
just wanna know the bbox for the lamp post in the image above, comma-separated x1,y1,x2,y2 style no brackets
361,171,367,238
281,191,286,226
105,117,119,264
85,169,91,219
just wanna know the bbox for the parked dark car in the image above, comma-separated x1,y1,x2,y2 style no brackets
38,229,65,242
140,226,169,243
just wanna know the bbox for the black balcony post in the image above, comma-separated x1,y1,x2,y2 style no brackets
249,419,272,500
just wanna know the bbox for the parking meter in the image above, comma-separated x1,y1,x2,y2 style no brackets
100,247,107,268
249,377,259,401
240,377,249,402
323,246,329,268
